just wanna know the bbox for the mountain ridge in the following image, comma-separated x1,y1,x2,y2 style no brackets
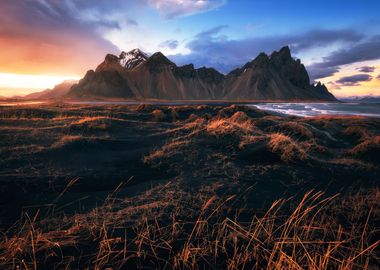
68,46,336,101
24,80,77,99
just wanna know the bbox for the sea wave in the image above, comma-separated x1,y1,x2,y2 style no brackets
252,103,380,118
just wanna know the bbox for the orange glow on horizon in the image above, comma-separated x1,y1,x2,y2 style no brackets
319,60,380,98
0,73,80,97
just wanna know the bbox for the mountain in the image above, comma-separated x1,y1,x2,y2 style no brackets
25,80,77,99
358,96,380,103
95,49,149,72
341,96,380,103
224,47,335,100
68,47,336,101
119,49,149,69
125,52,225,99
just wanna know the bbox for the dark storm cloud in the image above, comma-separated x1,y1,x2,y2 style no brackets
159,40,179,50
335,74,373,86
357,66,376,73
169,27,365,73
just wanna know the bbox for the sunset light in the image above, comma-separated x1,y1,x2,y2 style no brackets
1,1,379,269
0,73,79,97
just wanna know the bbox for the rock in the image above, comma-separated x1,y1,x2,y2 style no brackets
67,46,336,101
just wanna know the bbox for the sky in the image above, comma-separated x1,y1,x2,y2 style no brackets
0,0,380,98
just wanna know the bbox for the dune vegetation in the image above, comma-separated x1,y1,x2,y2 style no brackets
0,103,379,269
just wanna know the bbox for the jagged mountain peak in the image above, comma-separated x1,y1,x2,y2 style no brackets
248,52,270,68
95,53,124,72
119,48,149,69
69,45,336,101
227,52,270,77
144,52,176,69
270,46,291,59
104,54,120,64
278,45,291,55
270,46,293,67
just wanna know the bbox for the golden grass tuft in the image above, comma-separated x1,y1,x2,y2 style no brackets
143,140,190,164
206,112,255,137
229,111,251,123
70,116,110,130
267,133,308,162
275,121,314,140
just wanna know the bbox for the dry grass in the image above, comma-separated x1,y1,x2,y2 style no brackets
206,112,255,137
51,135,83,148
349,136,380,163
299,139,328,155
1,104,379,269
0,187,378,269
69,116,111,130
267,133,308,162
238,135,267,149
343,126,372,142
274,121,314,140
143,140,190,165
229,111,251,123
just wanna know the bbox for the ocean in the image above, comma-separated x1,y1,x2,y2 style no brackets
252,102,380,117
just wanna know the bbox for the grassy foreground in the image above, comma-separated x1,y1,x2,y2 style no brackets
0,103,379,269
0,187,379,269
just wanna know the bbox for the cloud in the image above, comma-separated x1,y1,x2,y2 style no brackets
159,39,179,50
126,19,139,26
169,27,364,73
291,29,363,51
377,74,380,80
309,35,380,79
319,35,380,67
147,0,227,19
0,0,124,75
194,25,229,38
307,66,341,82
357,66,376,73
335,74,373,86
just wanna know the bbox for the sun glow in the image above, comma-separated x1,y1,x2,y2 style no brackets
0,73,80,97
319,60,380,98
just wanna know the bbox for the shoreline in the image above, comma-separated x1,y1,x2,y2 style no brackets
1,99,379,118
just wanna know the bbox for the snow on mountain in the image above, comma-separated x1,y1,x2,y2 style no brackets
119,49,149,69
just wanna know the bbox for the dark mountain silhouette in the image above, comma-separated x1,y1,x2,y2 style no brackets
68,47,336,101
